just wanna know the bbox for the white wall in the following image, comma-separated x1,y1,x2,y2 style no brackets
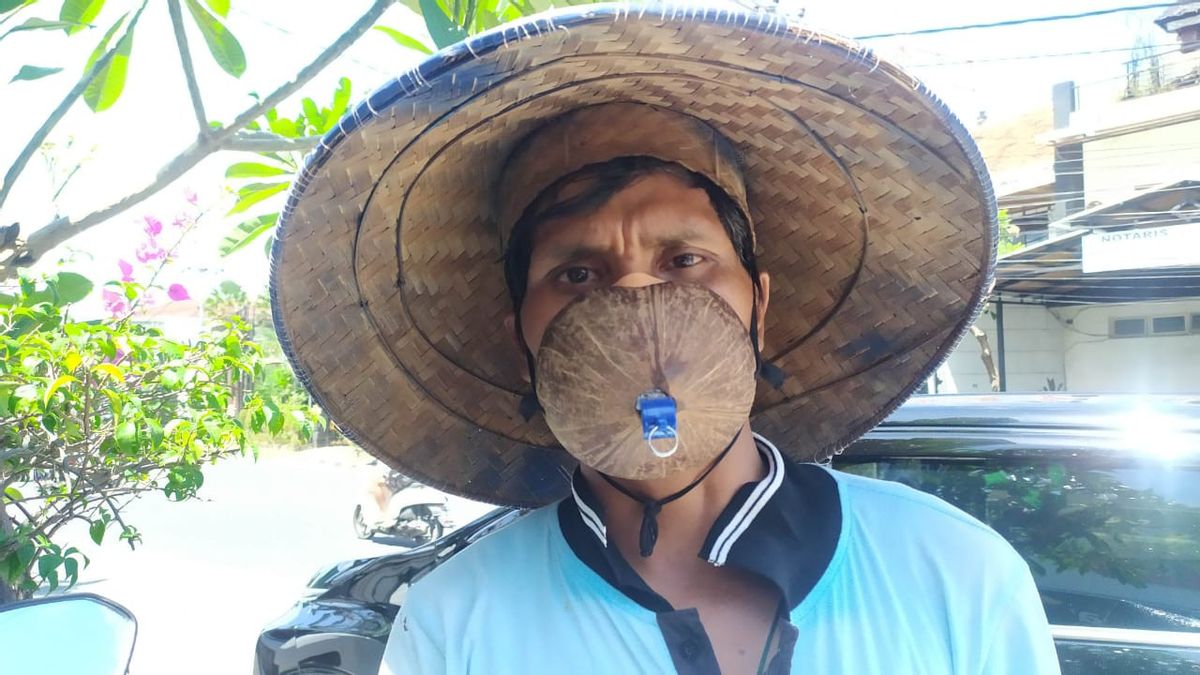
938,303,1066,394
1054,300,1200,393
1083,118,1200,206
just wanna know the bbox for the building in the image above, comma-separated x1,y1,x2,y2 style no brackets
935,6,1200,395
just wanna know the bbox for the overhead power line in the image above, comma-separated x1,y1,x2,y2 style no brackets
856,3,1178,40
909,43,1183,68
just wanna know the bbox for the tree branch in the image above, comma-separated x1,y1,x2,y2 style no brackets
2,0,396,277
0,51,119,213
218,0,395,137
222,131,322,152
167,0,209,136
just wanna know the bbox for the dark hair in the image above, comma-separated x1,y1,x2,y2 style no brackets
502,156,759,314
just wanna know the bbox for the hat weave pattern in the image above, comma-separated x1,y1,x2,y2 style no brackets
271,4,997,507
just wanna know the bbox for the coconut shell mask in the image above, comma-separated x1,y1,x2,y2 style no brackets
535,283,758,480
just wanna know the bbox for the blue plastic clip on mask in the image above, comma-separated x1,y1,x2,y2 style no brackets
635,390,679,458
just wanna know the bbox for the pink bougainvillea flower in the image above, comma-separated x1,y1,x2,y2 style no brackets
172,215,188,229
143,216,163,237
167,283,190,301
102,289,127,317
118,259,134,282
135,240,167,263
184,188,198,205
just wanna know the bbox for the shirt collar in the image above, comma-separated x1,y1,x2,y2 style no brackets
559,433,842,610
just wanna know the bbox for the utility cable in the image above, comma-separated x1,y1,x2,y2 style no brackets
856,3,1178,40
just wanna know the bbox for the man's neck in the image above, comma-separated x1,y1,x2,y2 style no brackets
579,425,766,575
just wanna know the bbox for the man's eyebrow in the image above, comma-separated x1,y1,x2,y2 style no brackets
647,229,705,247
535,226,719,262
536,243,610,263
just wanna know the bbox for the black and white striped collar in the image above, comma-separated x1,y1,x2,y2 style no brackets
558,433,842,611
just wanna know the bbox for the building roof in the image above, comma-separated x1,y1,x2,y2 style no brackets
994,180,1200,304
1157,1,1200,28
971,107,1055,200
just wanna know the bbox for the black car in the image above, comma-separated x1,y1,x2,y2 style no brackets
255,394,1200,675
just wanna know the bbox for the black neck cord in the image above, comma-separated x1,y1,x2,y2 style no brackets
599,431,740,557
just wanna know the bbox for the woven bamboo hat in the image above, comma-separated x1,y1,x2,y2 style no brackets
270,4,997,507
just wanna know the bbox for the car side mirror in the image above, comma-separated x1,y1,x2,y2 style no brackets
0,593,137,675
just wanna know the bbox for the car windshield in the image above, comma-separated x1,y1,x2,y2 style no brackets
839,458,1200,633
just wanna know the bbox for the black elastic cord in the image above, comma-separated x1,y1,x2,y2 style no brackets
518,347,542,421
750,285,787,390
599,431,740,557
514,306,543,421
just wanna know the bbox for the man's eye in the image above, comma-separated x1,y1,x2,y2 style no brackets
671,253,702,268
559,267,593,284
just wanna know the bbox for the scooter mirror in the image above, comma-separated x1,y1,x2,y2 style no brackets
0,592,137,675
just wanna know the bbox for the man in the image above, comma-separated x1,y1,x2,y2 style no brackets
270,6,1059,674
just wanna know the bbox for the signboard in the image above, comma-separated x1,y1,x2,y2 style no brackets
1081,221,1200,274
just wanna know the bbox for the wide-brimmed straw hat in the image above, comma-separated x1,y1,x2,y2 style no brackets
270,3,997,507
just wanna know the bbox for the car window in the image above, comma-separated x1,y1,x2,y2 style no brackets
837,459,1200,633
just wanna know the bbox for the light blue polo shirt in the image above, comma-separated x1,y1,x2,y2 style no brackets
381,436,1059,674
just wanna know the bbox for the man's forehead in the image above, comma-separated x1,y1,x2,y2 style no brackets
530,175,728,253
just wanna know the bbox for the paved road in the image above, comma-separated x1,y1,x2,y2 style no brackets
62,446,493,675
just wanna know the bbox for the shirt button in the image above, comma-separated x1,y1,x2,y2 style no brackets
681,639,700,660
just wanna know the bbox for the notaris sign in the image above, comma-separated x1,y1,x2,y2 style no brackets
1082,222,1200,274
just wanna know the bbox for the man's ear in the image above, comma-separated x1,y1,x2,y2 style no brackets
504,313,531,384
756,271,771,347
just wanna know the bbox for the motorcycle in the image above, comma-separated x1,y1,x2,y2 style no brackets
352,472,451,545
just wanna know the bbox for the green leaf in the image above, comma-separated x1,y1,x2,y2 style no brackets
265,400,284,435
1,0,30,14
89,520,106,545
37,553,61,578
301,97,320,126
92,362,125,383
266,115,297,138
418,0,465,48
115,420,137,452
982,470,1009,486
249,406,265,432
52,271,93,303
203,0,228,17
225,162,288,179
146,418,164,448
83,12,124,71
60,0,104,35
9,64,63,82
4,17,81,36
374,25,433,55
184,0,245,77
329,77,350,119
98,335,117,359
222,331,242,357
63,351,82,371
218,213,277,256
164,464,204,500
16,540,34,567
82,13,135,112
226,183,287,216
43,374,76,405
3,486,22,502
63,556,79,584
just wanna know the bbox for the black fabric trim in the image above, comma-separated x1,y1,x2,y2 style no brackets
556,436,843,675
657,609,721,675
557,499,672,613
718,463,841,609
